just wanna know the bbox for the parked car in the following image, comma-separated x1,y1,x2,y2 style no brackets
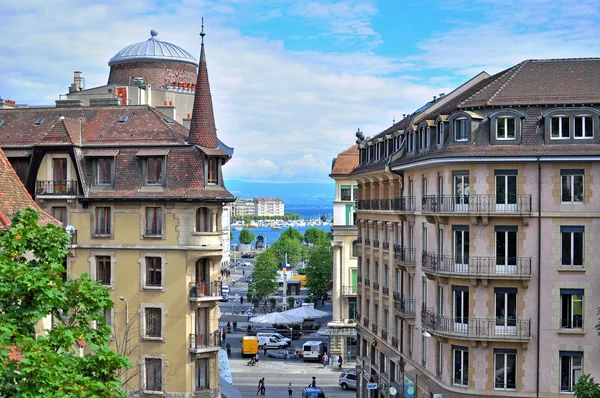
302,387,325,398
339,371,357,390
241,253,252,258
257,335,287,350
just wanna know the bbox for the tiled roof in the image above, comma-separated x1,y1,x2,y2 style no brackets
188,43,218,149
330,145,359,176
0,148,59,230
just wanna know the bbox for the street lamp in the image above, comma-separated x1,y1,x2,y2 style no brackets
119,296,129,325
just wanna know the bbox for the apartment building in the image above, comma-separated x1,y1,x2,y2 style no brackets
232,197,255,217
254,197,285,216
350,58,600,398
328,144,360,360
0,33,233,397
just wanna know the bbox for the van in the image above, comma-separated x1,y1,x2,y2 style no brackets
257,335,287,350
241,336,258,357
256,332,291,346
221,285,230,302
302,341,325,362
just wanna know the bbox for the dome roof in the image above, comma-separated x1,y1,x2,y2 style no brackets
108,30,198,67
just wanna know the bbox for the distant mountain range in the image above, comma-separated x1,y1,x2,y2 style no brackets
224,180,334,206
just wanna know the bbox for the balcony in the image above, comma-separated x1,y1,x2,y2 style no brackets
364,278,371,287
394,247,416,266
383,242,389,250
343,285,358,296
365,238,371,246
189,332,222,353
381,328,388,340
363,317,370,328
382,287,389,296
189,281,223,303
371,323,378,334
186,231,223,249
373,282,380,291
357,200,371,210
392,196,416,212
36,180,78,196
357,275,362,283
380,198,390,210
421,309,531,347
391,336,399,349
370,199,380,210
393,295,416,318
374,240,380,248
421,194,532,225
421,251,531,287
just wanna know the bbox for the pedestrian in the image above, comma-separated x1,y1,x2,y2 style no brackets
243,270,245,276
310,377,317,387
322,352,328,368
222,330,226,342
255,353,260,367
263,346,268,357
338,353,343,368
288,382,293,397
264,299,267,307
241,296,244,305
261,378,266,395
256,378,263,395
233,320,238,332
295,347,300,359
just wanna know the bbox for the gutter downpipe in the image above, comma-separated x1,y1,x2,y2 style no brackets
536,157,541,398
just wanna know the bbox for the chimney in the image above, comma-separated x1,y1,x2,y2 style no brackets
69,71,84,93
188,21,219,148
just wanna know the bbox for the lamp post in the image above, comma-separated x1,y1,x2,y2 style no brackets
119,296,129,325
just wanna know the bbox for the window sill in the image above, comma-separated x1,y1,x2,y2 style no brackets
143,285,164,291
143,234,165,239
142,390,164,395
92,234,113,239
192,231,222,236
143,336,165,342
98,283,114,290
558,267,585,273
558,329,586,336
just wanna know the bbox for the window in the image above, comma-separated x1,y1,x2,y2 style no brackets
52,207,67,224
146,257,162,287
561,289,583,329
420,127,427,149
421,334,427,366
495,172,517,210
453,286,469,331
561,226,584,267
341,185,351,201
384,264,389,289
496,226,517,269
96,256,111,285
494,349,517,390
196,207,214,232
495,288,517,332
422,223,428,253
145,308,162,338
353,185,358,201
454,118,468,141
561,170,584,203
453,173,470,210
352,240,358,257
34,118,44,126
437,341,443,377
551,116,570,139
118,115,128,123
560,352,583,392
145,207,163,235
408,325,413,357
453,226,469,270
8,158,29,182
437,122,443,145
207,158,218,184
496,117,516,139
103,307,112,328
145,358,162,391
95,207,111,235
422,277,428,307
53,158,68,192
574,115,593,139
453,346,468,386
94,158,113,185
195,358,209,391
422,175,427,197
145,157,164,185
0,119,3,126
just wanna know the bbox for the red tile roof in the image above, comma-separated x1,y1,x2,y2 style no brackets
188,43,218,149
0,148,59,230
330,145,359,176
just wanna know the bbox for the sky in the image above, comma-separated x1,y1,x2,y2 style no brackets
2,0,600,188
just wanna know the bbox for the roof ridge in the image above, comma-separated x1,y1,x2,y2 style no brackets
486,60,530,106
457,63,524,108
39,119,74,145
147,106,187,143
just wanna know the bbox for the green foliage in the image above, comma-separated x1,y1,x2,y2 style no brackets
239,228,255,245
0,208,130,397
280,227,303,242
269,297,277,307
573,374,600,398
303,227,329,245
270,237,302,267
231,213,301,222
251,249,279,299
305,243,333,299
230,230,234,241
287,296,296,307
297,268,307,275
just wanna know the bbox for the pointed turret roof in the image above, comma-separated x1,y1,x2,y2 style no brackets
188,24,218,149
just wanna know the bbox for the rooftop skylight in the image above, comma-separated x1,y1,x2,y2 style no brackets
34,118,44,126
118,116,128,123
0,120,4,126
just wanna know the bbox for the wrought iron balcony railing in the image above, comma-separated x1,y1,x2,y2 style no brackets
380,198,390,210
373,282,380,291
189,281,223,300
357,275,362,283
371,323,378,333
363,317,370,327
36,180,78,196
421,309,531,341
371,199,380,210
343,285,358,295
394,296,416,317
382,287,389,295
357,200,371,210
392,196,416,211
364,278,371,287
421,252,531,280
373,240,380,248
189,331,221,351
383,242,389,250
421,194,532,214
394,247,416,265
391,336,399,349
365,238,371,245
381,329,388,340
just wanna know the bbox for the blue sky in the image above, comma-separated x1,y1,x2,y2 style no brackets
2,0,600,187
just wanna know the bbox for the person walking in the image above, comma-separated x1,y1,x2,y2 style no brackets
256,378,264,395
263,346,268,357
338,353,343,368
222,329,226,343
241,296,244,305
288,382,293,397
309,377,317,387
322,352,328,368
233,320,238,332
255,352,260,367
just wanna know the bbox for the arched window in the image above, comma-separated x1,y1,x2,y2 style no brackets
196,207,213,233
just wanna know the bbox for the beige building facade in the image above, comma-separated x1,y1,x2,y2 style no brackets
348,58,600,398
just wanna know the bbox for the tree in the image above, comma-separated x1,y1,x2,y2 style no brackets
270,237,302,267
305,242,333,301
304,227,328,245
0,208,130,397
280,227,303,242
230,230,233,242
320,215,327,222
239,228,255,245
251,249,279,299
573,374,600,398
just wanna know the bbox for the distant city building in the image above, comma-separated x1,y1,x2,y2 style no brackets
254,197,284,216
232,197,255,216
222,204,231,268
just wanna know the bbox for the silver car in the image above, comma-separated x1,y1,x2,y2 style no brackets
338,371,357,390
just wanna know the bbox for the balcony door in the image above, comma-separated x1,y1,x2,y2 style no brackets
53,158,68,193
453,174,470,212
453,287,469,333
496,227,518,274
453,227,470,273
495,289,517,336
196,308,208,335
195,258,210,295
495,173,517,212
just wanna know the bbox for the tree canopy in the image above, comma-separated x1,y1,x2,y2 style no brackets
270,237,302,267
250,249,279,299
280,227,304,242
303,227,329,245
238,228,255,245
305,242,333,300
0,208,130,397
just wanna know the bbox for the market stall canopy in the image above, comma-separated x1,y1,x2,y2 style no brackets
282,306,329,319
249,312,303,324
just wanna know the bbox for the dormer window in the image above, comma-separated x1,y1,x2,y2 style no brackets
551,116,569,139
34,118,44,126
207,158,218,184
497,117,516,140
93,158,113,185
144,157,165,185
574,115,593,139
420,127,427,149
437,122,444,145
454,118,468,141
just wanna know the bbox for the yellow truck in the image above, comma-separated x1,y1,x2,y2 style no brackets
291,275,307,287
241,336,259,357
